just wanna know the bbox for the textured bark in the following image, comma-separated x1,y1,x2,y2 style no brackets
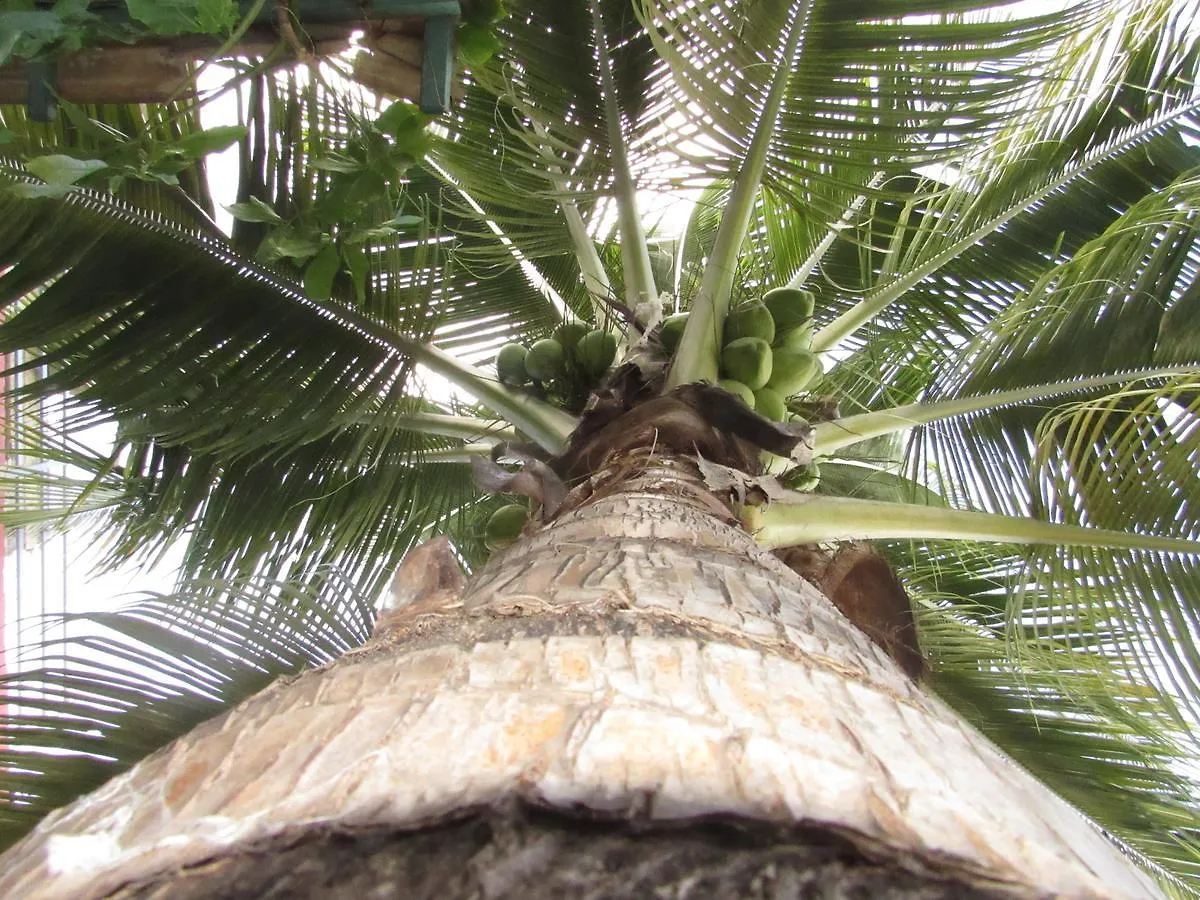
109,807,1011,899
0,454,1162,899
777,543,924,680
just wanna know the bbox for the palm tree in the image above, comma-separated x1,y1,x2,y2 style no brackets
1,0,1199,895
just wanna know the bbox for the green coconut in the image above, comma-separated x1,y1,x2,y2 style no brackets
718,378,755,407
576,329,618,379
775,322,813,351
720,337,773,390
554,321,589,353
753,387,787,422
496,343,531,386
763,287,815,331
767,347,822,397
723,301,775,344
525,338,566,382
659,312,690,355
484,504,528,551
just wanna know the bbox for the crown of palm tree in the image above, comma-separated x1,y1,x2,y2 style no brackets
1,0,1199,892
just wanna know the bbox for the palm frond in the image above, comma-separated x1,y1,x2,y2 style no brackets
0,573,375,852
0,162,574,443
948,166,1200,397
883,161,1200,732
1010,383,1200,725
0,394,485,598
815,98,1200,351
666,0,814,387
207,69,572,350
915,578,1200,892
0,172,575,594
794,0,1199,366
424,0,664,323
814,367,1200,456
747,493,1200,559
642,0,1097,208
0,98,223,231
877,533,1200,894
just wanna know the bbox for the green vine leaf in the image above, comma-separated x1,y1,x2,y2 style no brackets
24,154,106,185
173,125,248,158
458,23,502,67
304,244,341,301
224,197,283,224
311,154,363,174
374,102,428,139
124,0,238,36
263,229,325,262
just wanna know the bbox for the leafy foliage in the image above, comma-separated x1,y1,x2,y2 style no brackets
0,169,504,596
124,0,238,37
0,0,236,66
913,556,1200,891
0,0,1198,891
0,98,225,221
0,572,374,851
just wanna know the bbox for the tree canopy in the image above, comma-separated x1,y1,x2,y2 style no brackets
0,0,1199,892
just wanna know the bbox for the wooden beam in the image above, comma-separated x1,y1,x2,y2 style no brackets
0,21,428,106
0,46,197,105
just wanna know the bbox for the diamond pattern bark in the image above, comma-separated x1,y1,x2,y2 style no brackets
0,459,1161,899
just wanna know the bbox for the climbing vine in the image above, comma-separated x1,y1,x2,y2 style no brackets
0,0,239,66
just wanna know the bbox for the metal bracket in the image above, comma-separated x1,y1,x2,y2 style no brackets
27,59,56,122
420,14,455,115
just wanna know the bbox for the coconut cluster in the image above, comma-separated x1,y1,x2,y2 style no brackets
661,287,822,421
495,323,618,412
484,292,823,552
486,323,620,554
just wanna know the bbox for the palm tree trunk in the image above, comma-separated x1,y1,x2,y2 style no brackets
0,454,1161,899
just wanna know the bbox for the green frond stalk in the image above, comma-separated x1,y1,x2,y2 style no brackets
744,494,1200,556
812,96,1200,353
666,1,815,388
394,413,517,444
588,0,657,316
814,367,1200,455
786,171,886,290
421,444,494,463
531,120,614,321
413,343,576,453
560,193,616,322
